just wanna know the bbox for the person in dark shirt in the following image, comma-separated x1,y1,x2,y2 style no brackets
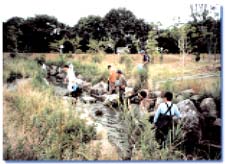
140,50,150,68
115,70,127,105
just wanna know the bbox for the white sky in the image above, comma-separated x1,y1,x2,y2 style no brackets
0,0,222,28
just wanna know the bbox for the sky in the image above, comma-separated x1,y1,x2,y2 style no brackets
0,0,222,28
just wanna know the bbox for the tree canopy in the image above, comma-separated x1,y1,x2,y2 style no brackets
3,6,221,54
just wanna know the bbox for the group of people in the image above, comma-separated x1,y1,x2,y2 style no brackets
63,50,181,148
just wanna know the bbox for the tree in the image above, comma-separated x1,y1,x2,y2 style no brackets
3,17,24,52
103,8,150,52
19,15,62,52
146,31,158,63
188,4,221,60
74,15,106,41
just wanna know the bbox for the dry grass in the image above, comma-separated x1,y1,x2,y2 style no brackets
3,79,99,160
3,53,221,160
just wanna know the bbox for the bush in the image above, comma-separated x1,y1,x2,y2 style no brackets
75,49,83,54
134,69,149,90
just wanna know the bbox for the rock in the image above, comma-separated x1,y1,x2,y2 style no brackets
175,94,185,103
103,94,119,107
200,98,217,118
90,81,108,95
180,89,195,99
81,95,97,103
49,69,57,76
177,99,199,120
48,65,58,76
177,99,202,154
56,72,65,79
151,91,162,98
155,97,164,108
125,87,134,97
190,94,203,102
213,118,221,126
42,78,49,85
6,72,23,83
80,81,92,92
95,110,104,117
77,74,84,80
53,86,68,96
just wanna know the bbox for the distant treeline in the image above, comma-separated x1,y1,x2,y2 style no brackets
3,7,221,54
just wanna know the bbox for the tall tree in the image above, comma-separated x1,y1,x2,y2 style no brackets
3,17,24,52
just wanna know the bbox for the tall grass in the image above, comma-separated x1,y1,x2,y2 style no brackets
118,105,185,160
3,57,40,83
159,77,220,98
3,80,97,160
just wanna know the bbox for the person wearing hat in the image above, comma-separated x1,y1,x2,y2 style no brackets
140,50,150,67
115,70,127,105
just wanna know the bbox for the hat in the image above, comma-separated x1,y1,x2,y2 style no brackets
140,50,145,54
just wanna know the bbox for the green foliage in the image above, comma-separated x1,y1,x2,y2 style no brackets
3,57,39,83
119,106,185,160
199,77,221,98
31,69,50,91
72,61,103,83
75,49,83,54
146,31,158,55
161,80,175,92
45,55,67,66
134,69,149,90
88,39,100,53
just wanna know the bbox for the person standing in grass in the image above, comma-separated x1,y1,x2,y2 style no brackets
115,70,127,105
140,50,150,69
107,65,117,94
153,91,180,148
138,50,150,88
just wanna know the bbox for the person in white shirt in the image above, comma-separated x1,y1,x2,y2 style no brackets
63,64,82,98
153,91,180,147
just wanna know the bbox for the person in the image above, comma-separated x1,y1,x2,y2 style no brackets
140,50,150,69
153,91,180,147
115,70,127,105
138,90,150,115
107,65,117,94
63,64,82,98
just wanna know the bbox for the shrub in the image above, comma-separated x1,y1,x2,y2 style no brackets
134,69,149,90
75,49,83,54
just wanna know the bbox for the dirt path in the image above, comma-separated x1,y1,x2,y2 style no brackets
154,73,220,84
